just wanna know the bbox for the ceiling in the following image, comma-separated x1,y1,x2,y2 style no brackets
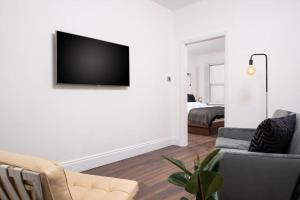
187,37,225,55
152,0,202,10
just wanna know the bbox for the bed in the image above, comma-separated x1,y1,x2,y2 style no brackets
187,94,225,135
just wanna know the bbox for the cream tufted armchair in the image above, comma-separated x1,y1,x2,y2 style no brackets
0,150,138,200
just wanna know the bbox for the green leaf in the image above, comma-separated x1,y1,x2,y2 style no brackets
203,153,222,172
162,155,192,176
168,172,189,188
185,172,200,194
199,149,220,171
180,197,189,200
200,171,223,200
207,192,218,200
207,196,216,200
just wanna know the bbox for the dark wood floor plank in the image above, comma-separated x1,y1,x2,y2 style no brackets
84,134,216,199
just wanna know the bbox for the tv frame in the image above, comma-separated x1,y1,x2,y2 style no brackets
56,31,130,87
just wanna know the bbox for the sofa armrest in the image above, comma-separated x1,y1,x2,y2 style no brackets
218,149,300,200
218,127,256,141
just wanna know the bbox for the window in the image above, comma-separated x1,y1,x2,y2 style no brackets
209,64,224,104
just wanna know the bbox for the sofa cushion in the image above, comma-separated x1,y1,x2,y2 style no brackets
272,109,300,154
0,150,73,200
289,113,300,154
66,171,138,200
272,109,293,118
216,137,250,150
249,114,296,153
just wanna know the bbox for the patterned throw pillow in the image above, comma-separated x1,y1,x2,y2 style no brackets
249,114,296,153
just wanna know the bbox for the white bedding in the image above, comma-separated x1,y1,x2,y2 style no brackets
187,102,212,113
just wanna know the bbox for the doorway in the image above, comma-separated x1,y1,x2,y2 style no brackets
179,34,227,146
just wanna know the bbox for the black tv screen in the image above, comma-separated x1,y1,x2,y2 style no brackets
56,31,130,86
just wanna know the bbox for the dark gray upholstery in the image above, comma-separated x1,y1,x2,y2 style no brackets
271,109,300,154
215,128,255,150
289,113,300,154
215,138,250,150
217,127,256,141
218,149,300,200
216,109,300,200
272,109,293,118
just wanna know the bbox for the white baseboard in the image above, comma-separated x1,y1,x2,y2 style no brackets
60,137,177,172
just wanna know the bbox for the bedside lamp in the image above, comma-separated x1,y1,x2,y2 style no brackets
247,54,268,118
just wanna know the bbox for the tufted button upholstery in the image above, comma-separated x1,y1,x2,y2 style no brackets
66,171,138,200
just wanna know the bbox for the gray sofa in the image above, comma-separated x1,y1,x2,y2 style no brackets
216,109,300,200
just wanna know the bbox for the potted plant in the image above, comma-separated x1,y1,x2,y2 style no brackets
162,149,223,200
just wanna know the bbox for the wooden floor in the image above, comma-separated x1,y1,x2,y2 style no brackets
84,134,216,200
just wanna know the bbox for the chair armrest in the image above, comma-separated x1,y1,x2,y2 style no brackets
218,127,256,141
218,149,300,200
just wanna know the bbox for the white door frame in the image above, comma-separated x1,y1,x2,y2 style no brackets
178,31,228,146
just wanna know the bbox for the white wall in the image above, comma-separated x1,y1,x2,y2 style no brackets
187,54,197,95
187,51,224,103
2,0,300,169
0,0,175,170
175,0,300,128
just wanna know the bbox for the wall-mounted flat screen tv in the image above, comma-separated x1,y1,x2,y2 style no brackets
57,31,130,86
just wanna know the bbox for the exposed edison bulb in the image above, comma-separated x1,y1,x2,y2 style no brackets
247,65,256,75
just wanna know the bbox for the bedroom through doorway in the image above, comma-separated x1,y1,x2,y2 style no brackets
186,36,226,142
